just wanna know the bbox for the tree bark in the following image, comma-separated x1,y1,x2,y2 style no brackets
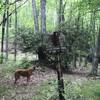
0,11,6,63
58,0,65,24
84,57,87,67
32,0,39,33
89,11,98,76
5,0,9,61
41,0,46,33
73,53,77,68
14,0,17,61
79,54,82,67
90,28,100,75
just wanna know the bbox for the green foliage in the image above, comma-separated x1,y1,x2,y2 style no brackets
18,0,34,28
93,84,100,100
79,81,100,100
1,62,16,76
33,79,58,100
17,27,41,53
0,85,8,96
77,0,100,12
32,79,100,100
16,57,34,69
56,20,92,67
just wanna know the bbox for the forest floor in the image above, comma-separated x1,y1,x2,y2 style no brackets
0,63,100,100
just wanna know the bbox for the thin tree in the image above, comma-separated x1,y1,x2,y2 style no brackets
89,10,96,75
0,7,6,63
14,0,17,61
5,0,9,61
58,0,65,24
41,0,46,33
91,26,100,75
32,0,39,33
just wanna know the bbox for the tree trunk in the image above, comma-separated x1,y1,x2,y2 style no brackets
58,0,65,24
90,28,100,75
84,57,87,67
32,0,39,33
14,0,17,61
89,10,98,76
41,0,46,33
0,11,6,63
5,0,9,61
79,55,82,67
73,53,77,68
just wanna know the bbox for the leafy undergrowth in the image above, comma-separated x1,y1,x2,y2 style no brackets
0,62,100,100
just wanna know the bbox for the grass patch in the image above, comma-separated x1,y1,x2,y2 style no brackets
0,61,100,100
0,85,8,96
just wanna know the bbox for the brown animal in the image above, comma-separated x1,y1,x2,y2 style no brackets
14,67,35,84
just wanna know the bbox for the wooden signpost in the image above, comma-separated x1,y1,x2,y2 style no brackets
47,31,66,100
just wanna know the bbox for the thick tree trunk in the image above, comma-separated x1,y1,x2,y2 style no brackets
32,0,39,33
41,0,46,33
1,12,6,63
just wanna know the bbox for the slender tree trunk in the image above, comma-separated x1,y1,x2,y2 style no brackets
58,0,64,24
73,53,77,68
32,0,39,33
5,0,9,61
9,15,12,27
89,11,97,75
58,0,66,25
14,0,17,61
90,27,100,75
76,12,80,32
84,57,87,67
1,11,6,63
41,0,46,33
62,1,66,22
79,54,82,67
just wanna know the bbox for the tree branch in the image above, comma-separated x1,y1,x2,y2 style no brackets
9,0,23,5
0,0,28,26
